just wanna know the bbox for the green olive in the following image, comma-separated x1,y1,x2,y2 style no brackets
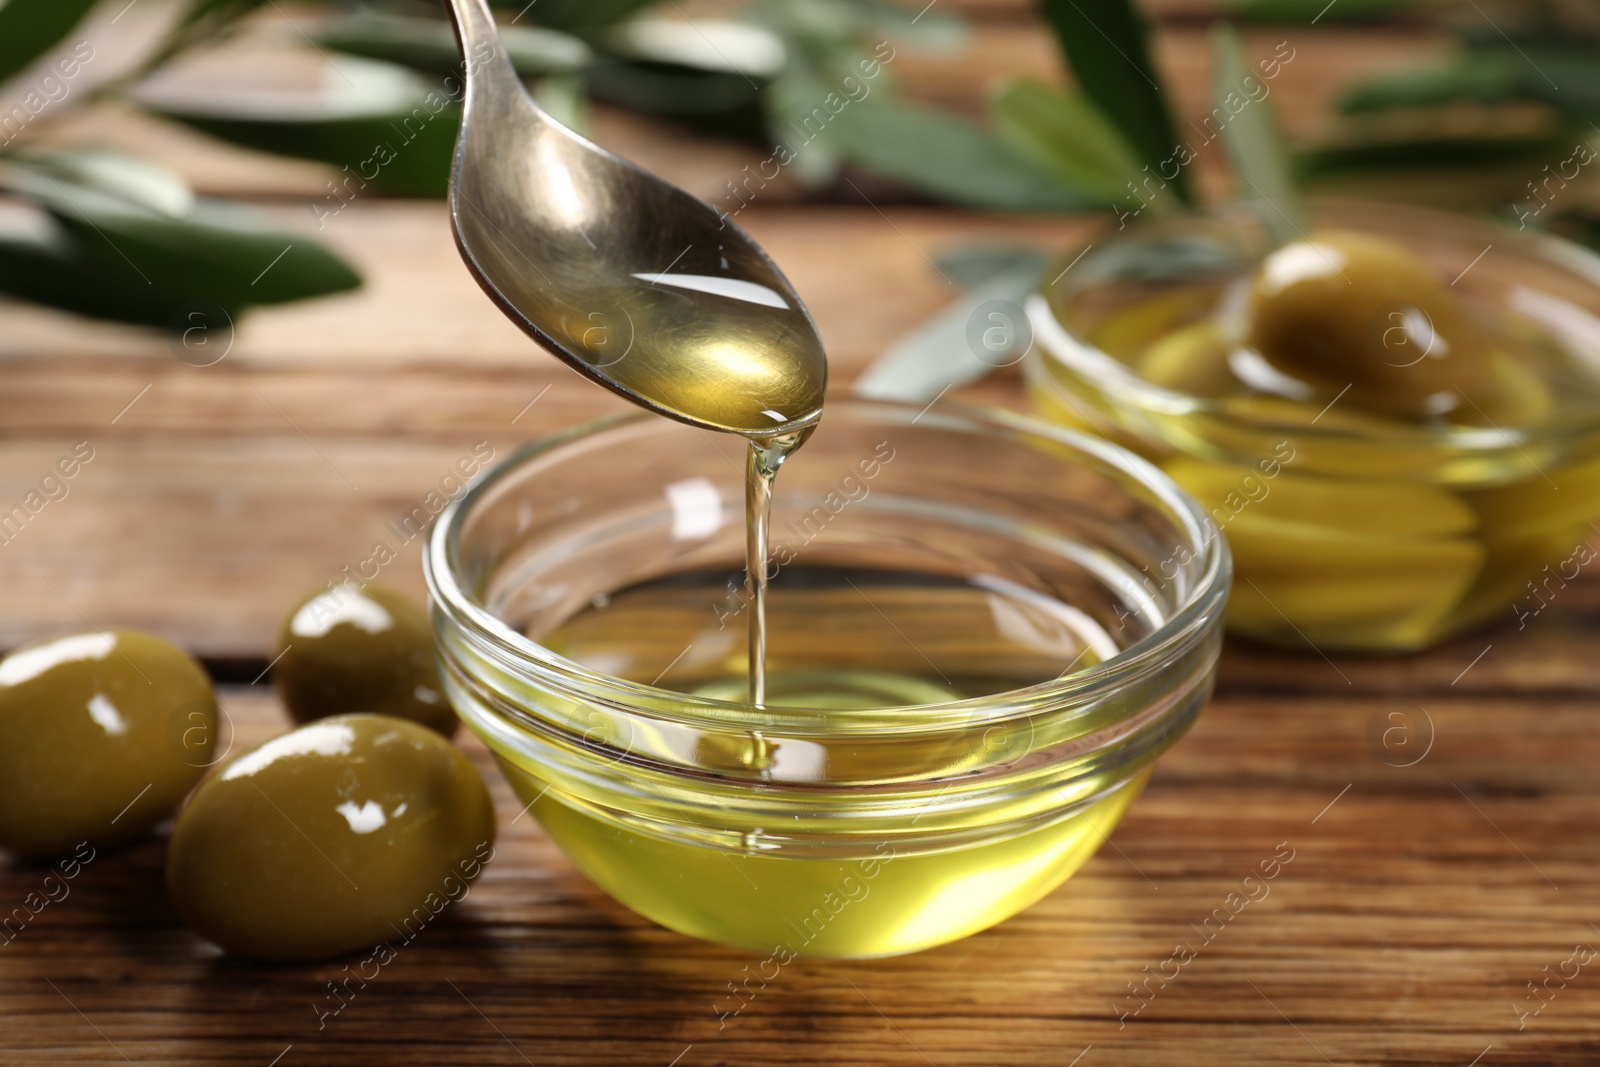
0,630,218,859
1246,231,1492,419
167,713,496,962
274,583,456,736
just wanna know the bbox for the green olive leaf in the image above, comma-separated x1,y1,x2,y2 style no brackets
486,0,661,31
817,96,1098,211
1226,0,1420,22
1340,42,1600,119
161,108,458,198
316,11,591,78
752,0,967,55
0,0,101,87
129,0,272,82
0,152,360,321
988,76,1145,204
598,18,787,78
164,0,266,34
935,243,1056,288
583,60,768,140
1483,42,1600,117
1297,131,1575,179
1544,210,1600,253
1036,0,1192,204
0,218,193,327
136,58,459,197
583,19,785,141
531,72,589,134
1212,23,1306,245
843,0,967,52
1340,53,1525,113
7,148,194,215
855,262,1049,401
47,192,362,308
756,67,842,187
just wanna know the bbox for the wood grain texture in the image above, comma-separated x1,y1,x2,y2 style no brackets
2,686,1596,1066
3,5,1599,1065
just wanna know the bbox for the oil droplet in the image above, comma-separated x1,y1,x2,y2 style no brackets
747,729,772,780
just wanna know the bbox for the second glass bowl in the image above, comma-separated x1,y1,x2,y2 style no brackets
1027,200,1600,651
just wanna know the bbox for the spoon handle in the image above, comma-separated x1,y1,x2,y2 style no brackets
441,0,539,109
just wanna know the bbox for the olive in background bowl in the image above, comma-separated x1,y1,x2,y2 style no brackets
1026,199,1600,651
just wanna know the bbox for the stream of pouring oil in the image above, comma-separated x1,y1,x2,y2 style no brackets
742,429,809,707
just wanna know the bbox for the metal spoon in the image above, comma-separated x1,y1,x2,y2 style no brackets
441,0,827,438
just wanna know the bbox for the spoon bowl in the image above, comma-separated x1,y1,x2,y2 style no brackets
443,0,826,437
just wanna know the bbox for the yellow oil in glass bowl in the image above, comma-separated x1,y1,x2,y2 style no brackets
1027,200,1600,651
428,401,1227,956
490,579,1150,959
508,770,1146,959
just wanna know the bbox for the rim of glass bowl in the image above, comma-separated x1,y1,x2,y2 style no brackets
425,398,1230,734
1030,197,1600,454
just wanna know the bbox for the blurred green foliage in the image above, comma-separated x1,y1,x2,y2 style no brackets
1036,0,1193,204
0,149,359,325
0,0,1594,330
0,0,102,86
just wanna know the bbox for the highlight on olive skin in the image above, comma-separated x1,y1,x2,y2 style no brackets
274,582,458,737
166,713,497,962
0,629,219,860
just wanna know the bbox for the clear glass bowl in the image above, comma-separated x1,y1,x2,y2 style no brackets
1026,199,1600,651
425,400,1228,957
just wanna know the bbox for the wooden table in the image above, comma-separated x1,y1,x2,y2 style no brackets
3,4,1598,1064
